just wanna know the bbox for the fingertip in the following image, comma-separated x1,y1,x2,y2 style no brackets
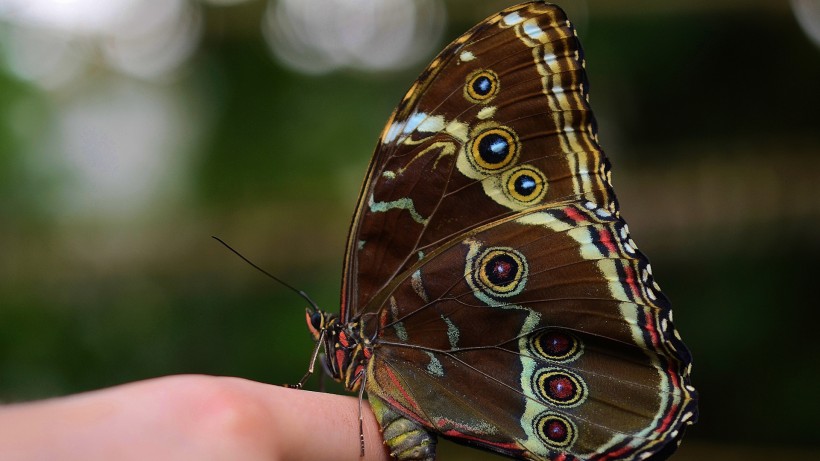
258,385,391,461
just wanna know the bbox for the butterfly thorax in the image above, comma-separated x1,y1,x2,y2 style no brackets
306,309,373,392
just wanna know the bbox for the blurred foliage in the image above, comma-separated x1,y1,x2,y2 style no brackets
1,1,819,459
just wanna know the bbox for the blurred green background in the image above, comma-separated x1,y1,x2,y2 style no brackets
1,0,819,459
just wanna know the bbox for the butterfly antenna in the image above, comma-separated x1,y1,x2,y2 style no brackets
211,236,320,313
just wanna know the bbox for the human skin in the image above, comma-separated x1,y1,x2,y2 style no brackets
0,375,391,461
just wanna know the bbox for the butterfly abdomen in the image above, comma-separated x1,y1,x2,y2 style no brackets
370,394,437,461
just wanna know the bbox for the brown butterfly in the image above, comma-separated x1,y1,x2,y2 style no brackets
294,2,698,460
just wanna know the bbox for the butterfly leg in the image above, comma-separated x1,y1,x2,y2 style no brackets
284,328,327,389
369,395,437,461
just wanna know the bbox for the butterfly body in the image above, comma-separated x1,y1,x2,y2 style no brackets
304,2,697,460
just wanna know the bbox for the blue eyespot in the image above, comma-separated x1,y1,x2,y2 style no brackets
468,126,519,173
478,133,510,164
464,69,500,103
472,76,493,95
514,174,537,196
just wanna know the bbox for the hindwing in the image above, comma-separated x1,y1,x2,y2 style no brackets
363,202,695,460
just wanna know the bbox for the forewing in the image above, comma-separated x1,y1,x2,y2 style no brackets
342,2,614,319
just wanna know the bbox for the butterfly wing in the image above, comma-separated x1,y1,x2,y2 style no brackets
338,1,697,460
341,1,613,320
363,202,696,460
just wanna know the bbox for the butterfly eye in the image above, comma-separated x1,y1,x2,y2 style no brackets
464,69,500,103
503,165,547,204
533,412,577,449
310,311,324,331
467,126,520,173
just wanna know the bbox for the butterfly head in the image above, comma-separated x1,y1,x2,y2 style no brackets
305,308,335,341
305,308,372,391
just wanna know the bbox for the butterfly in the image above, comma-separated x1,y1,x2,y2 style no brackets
293,2,698,460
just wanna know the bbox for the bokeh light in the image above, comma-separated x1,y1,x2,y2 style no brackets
0,0,207,221
792,0,820,48
262,0,446,74
0,0,202,85
100,0,202,81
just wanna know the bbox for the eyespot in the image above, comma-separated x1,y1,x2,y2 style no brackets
528,330,583,363
532,368,588,408
464,69,500,103
473,247,528,298
533,412,577,449
502,165,547,204
467,125,520,173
